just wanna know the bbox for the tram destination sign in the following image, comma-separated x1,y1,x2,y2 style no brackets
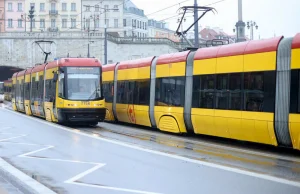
67,67,100,74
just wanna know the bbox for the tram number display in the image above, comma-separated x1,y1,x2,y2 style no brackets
81,101,91,106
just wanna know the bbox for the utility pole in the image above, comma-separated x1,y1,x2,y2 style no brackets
28,6,34,32
194,0,199,48
104,9,107,64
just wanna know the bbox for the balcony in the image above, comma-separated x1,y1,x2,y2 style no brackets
49,10,58,16
49,0,58,2
48,27,58,32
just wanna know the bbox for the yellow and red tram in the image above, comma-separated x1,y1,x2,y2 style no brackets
103,33,300,150
12,58,106,125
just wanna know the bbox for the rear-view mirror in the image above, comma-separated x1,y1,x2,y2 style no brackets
53,72,58,82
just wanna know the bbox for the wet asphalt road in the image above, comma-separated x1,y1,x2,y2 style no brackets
0,107,300,194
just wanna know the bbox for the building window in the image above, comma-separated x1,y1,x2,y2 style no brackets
30,3,35,10
104,5,109,11
51,19,56,28
8,19,12,28
95,19,100,28
85,5,90,11
40,19,45,28
71,19,76,28
114,19,118,28
113,5,118,11
95,5,99,11
18,19,22,28
71,3,76,11
137,20,139,28
105,19,109,27
62,19,67,28
18,3,22,11
123,19,126,27
62,3,67,11
32,19,35,28
51,3,56,11
124,31,127,37
8,3,12,11
40,3,45,11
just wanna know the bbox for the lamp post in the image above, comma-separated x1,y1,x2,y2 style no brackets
21,14,28,32
247,21,258,40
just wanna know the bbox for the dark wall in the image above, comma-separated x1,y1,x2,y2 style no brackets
0,66,23,81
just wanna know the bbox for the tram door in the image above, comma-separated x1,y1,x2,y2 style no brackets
127,81,136,124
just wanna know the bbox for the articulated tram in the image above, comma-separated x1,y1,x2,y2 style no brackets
12,58,106,125
103,33,300,150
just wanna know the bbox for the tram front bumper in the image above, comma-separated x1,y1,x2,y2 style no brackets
57,108,106,123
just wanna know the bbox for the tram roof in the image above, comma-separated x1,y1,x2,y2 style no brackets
292,33,300,49
156,51,190,65
103,63,117,72
25,67,34,75
46,58,101,69
195,36,283,60
118,57,155,70
16,69,27,77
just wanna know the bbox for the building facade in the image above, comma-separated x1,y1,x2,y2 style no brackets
0,0,4,32
23,0,82,32
123,0,147,38
4,0,25,32
82,0,124,36
148,19,179,42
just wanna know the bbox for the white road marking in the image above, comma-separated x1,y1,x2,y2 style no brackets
70,182,162,194
0,131,161,194
0,134,27,142
5,108,300,188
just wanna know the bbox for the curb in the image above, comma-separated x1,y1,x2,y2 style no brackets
0,158,56,194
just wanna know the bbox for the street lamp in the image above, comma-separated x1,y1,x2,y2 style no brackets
247,20,258,40
21,14,29,32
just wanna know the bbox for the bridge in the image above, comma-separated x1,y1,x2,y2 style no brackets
0,32,180,81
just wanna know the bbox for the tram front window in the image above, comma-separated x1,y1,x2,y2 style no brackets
66,67,101,101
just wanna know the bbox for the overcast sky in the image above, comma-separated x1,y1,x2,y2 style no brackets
132,0,300,39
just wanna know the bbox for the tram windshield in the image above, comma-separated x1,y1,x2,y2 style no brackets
65,67,101,101
0,82,4,94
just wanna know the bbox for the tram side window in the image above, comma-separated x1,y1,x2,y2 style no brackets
135,79,150,105
244,72,275,112
155,77,185,107
103,82,113,103
58,73,64,98
155,78,169,106
127,81,135,104
229,73,242,110
192,75,215,109
290,70,300,113
45,80,56,102
117,81,126,104
215,74,228,109
21,80,25,102
24,82,30,101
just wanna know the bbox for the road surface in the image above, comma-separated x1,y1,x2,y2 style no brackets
0,107,299,194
